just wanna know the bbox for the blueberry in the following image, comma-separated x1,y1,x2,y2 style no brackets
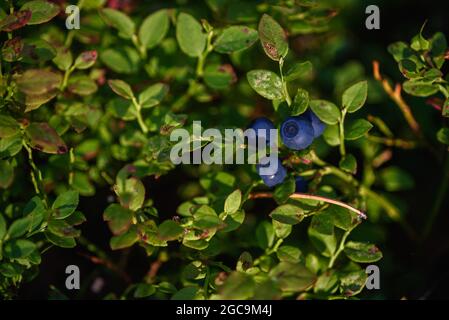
304,110,326,138
256,157,287,187
280,116,314,150
295,176,308,193
249,117,276,145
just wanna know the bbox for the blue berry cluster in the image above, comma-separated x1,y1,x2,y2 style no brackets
250,110,325,191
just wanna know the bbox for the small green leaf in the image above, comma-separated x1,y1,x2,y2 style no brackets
378,166,414,191
134,283,156,298
0,115,20,138
103,204,133,235
345,119,373,140
100,8,135,39
339,269,367,296
68,76,98,96
48,220,80,238
0,215,7,240
269,262,315,292
108,79,134,100
114,177,145,211
437,128,449,145
224,189,242,214
204,64,236,90
277,245,302,263
218,272,255,299
272,220,292,239
53,46,73,71
171,287,200,300
45,231,76,248
158,220,184,241
0,160,14,189
3,239,36,259
110,225,139,250
50,191,78,221
236,252,253,271
270,204,304,225
73,51,97,69
339,154,357,174
176,13,206,58
21,0,59,25
291,88,309,116
139,10,170,49
344,241,383,263
403,80,438,97
256,221,275,249
309,100,341,125
285,61,312,82
247,69,284,100
25,122,67,154
214,26,258,53
258,14,288,61
308,212,336,257
192,205,222,229
342,81,368,113
273,177,295,204
7,213,43,239
138,83,169,108
16,69,62,95
100,47,141,74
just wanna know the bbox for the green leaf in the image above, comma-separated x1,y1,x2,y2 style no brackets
68,76,98,96
171,287,200,300
25,122,67,154
221,209,245,233
48,220,80,238
100,8,135,39
134,283,156,298
322,124,340,146
52,46,73,71
0,160,14,189
256,221,274,249
344,241,383,263
139,10,170,49
114,177,145,211
110,225,139,250
176,13,206,58
342,81,368,113
270,204,304,225
100,47,140,74
204,64,236,90
224,189,242,214
192,205,222,229
277,245,302,263
437,128,449,145
269,262,315,292
309,100,341,125
7,211,43,239
21,1,59,25
388,41,414,62
403,80,439,97
345,119,373,140
247,69,284,100
291,88,309,116
214,26,258,53
3,239,36,259
16,69,62,95
108,79,134,100
236,251,253,271
285,61,312,82
272,220,292,239
218,271,255,299
52,190,79,220
378,166,414,191
0,132,23,158
157,220,184,241
65,211,86,226
45,231,76,248
308,212,336,257
0,115,20,138
138,83,169,108
73,51,98,70
339,269,367,296
339,154,357,174
273,177,295,204
314,270,339,294
0,214,7,240
103,204,133,235
258,14,288,61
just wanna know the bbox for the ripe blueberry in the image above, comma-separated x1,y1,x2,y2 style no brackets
295,176,308,193
256,157,287,187
304,110,325,138
280,116,314,150
249,117,276,145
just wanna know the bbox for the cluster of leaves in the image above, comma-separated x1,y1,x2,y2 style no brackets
1,0,425,300
388,24,449,146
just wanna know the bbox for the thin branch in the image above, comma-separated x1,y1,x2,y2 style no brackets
249,192,367,219
372,60,422,137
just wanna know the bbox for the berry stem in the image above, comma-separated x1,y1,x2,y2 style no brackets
279,57,292,106
338,109,347,157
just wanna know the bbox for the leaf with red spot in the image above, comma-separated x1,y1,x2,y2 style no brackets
258,14,288,61
24,122,68,154
20,0,60,25
74,50,98,69
0,10,32,32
